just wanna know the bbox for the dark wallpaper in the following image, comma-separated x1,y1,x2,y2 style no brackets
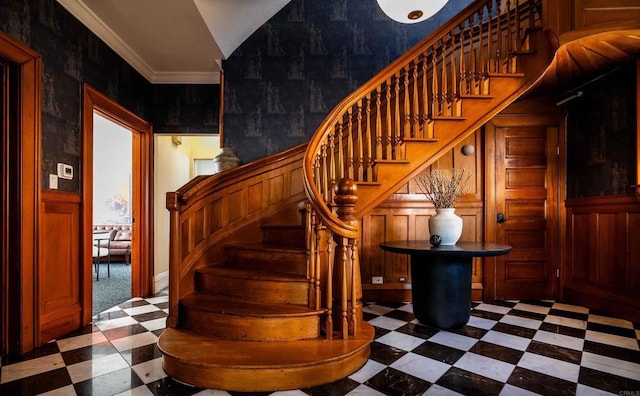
0,0,219,193
223,0,473,163
566,61,637,198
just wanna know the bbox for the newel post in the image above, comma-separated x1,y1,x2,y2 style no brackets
333,178,362,337
165,192,182,328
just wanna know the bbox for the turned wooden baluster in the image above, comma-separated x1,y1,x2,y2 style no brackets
384,80,392,159
411,62,420,137
327,130,336,206
420,54,431,138
393,74,403,159
313,211,322,311
403,65,411,138
431,50,439,116
356,100,364,181
459,22,468,96
364,93,373,181
336,120,344,182
333,178,359,338
325,230,334,339
375,86,383,161
346,109,354,180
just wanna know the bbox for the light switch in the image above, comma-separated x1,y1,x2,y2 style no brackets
49,174,58,189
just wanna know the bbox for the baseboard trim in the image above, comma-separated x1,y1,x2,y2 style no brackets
154,271,169,294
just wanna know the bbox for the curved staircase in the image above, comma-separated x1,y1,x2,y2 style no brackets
159,0,550,392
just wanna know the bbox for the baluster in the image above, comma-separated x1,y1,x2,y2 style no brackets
356,100,364,181
320,143,328,202
459,23,467,96
314,214,322,311
346,109,354,180
340,238,348,337
481,3,491,94
314,154,321,195
515,0,521,54
431,51,439,116
403,65,411,138
336,121,344,181
469,32,478,95
482,2,490,76
365,93,373,181
496,0,503,74
375,86,383,161
305,203,313,307
325,231,333,339
421,54,432,138
450,33,460,116
393,74,403,159
441,42,449,117
411,62,419,137
506,0,512,66
350,239,358,336
328,130,336,206
385,80,392,160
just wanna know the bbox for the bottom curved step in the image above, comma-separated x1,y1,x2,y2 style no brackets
157,323,375,392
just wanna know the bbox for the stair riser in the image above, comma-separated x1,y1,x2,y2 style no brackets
227,247,307,275
182,308,320,341
263,228,306,248
197,275,309,305
161,342,370,392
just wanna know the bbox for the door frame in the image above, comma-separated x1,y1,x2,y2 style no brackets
81,84,153,324
0,31,41,356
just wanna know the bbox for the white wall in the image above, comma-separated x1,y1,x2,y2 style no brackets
153,135,219,291
93,114,132,224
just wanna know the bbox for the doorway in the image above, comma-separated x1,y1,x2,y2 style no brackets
92,113,133,315
1,31,40,356
81,84,153,325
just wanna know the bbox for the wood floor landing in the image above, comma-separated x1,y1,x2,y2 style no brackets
158,324,375,392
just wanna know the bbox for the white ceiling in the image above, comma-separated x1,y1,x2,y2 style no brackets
56,0,291,84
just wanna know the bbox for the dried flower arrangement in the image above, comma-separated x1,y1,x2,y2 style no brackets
415,168,472,208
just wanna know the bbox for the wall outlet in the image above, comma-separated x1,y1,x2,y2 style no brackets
372,276,383,285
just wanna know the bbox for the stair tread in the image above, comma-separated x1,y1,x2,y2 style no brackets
182,293,322,317
158,326,374,368
197,265,308,282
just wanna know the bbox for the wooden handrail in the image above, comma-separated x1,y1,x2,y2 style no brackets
303,0,542,239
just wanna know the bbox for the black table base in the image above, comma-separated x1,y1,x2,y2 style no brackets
411,255,472,329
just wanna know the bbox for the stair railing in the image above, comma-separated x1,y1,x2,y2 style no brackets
303,0,542,338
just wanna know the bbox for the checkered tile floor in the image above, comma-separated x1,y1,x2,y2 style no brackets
1,292,639,395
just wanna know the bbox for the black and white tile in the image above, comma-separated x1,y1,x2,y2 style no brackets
2,293,639,395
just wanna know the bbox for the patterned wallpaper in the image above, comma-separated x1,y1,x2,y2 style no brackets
566,61,637,198
0,0,219,193
223,0,473,164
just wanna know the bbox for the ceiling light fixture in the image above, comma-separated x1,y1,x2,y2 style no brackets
376,0,449,24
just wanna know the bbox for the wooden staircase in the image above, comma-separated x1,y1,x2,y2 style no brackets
159,0,551,392
159,203,374,391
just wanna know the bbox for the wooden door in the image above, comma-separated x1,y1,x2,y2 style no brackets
485,115,561,300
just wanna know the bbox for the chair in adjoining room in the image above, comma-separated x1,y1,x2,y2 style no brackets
92,232,111,280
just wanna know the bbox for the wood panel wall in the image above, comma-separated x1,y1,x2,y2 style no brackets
544,0,640,38
39,190,82,343
361,132,484,302
564,196,640,322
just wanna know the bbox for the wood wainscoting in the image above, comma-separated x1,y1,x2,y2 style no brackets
38,190,82,343
360,133,484,302
564,195,640,323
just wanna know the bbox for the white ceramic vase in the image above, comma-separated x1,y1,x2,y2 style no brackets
428,208,463,245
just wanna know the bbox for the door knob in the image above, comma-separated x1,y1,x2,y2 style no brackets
497,212,506,223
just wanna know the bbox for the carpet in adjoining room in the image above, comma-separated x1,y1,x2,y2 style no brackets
93,262,131,316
